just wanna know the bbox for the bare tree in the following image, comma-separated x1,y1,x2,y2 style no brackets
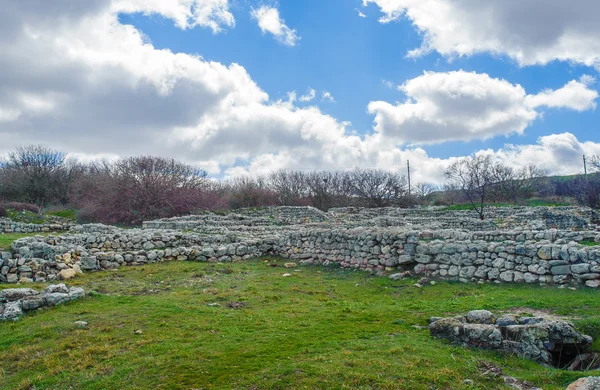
445,155,498,220
589,155,600,172
225,176,280,209
268,170,311,205
493,164,547,204
0,145,69,210
569,176,600,209
70,156,209,224
305,171,344,210
413,182,437,202
571,155,600,209
349,168,408,208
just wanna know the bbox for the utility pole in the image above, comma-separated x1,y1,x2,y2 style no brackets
584,155,588,180
407,160,411,196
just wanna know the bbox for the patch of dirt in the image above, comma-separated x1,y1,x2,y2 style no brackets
500,307,581,321
227,301,247,309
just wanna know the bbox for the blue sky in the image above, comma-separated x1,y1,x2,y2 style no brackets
118,0,599,161
1,0,599,182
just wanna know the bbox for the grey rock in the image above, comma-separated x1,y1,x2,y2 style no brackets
499,271,514,282
466,310,495,324
496,315,518,327
551,265,571,275
80,256,99,270
572,264,591,274
397,255,413,265
567,376,600,390
44,293,70,306
43,284,69,294
21,296,46,311
0,301,23,320
68,287,85,299
1,288,38,302
74,320,88,329
537,245,553,260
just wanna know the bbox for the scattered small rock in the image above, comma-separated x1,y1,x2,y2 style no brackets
134,329,143,335
282,273,291,277
284,262,297,268
74,321,88,329
479,362,541,390
389,271,411,280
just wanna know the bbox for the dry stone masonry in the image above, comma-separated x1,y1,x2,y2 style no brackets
1,206,599,287
0,283,85,321
429,310,595,369
0,217,73,234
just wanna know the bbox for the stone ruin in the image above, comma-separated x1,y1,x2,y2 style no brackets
0,283,85,321
430,310,597,370
1,206,599,287
2,206,600,388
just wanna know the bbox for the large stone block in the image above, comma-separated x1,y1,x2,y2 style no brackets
551,265,571,275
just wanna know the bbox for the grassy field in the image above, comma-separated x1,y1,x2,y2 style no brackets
1,254,600,389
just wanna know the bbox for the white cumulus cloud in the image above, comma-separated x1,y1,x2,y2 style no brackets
367,71,598,144
363,0,600,68
112,0,235,32
250,6,300,47
299,88,316,102
322,91,336,103
526,80,599,112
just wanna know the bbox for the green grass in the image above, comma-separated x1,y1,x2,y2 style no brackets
1,260,599,389
0,233,598,389
46,208,78,221
580,239,600,247
6,209,46,224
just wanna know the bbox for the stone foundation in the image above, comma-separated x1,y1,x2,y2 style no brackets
429,310,595,369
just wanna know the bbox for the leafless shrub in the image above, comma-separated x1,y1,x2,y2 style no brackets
445,155,499,220
70,156,209,224
224,176,280,209
493,164,547,204
0,145,70,209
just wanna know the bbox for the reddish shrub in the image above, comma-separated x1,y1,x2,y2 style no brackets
69,156,211,225
0,204,7,218
195,190,230,211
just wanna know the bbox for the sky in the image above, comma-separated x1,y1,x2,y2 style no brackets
1,0,600,184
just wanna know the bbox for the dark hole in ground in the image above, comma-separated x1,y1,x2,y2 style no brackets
548,342,588,369
500,327,600,371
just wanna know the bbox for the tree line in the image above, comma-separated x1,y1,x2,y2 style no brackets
0,145,598,225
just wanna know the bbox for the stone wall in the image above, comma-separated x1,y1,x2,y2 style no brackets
142,206,597,233
3,222,600,287
142,206,329,230
0,217,73,234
